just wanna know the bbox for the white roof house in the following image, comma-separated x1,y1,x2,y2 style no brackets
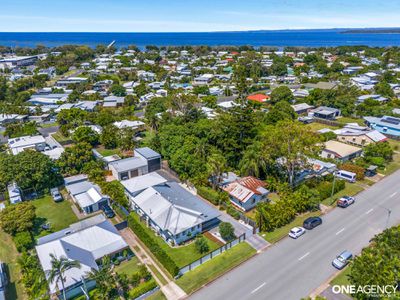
36,215,128,295
121,172,168,197
113,120,145,130
8,135,46,155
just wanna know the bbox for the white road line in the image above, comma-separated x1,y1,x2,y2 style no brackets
335,228,345,235
251,282,266,294
298,252,310,261
389,192,398,198
366,208,374,214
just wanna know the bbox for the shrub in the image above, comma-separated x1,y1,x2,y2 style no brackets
219,222,236,241
13,231,33,252
226,206,241,220
128,278,157,299
194,236,209,254
127,214,179,276
340,163,365,180
197,186,220,205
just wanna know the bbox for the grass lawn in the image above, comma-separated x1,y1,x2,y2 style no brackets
146,290,167,300
115,256,142,277
176,243,256,294
0,229,26,300
39,122,58,128
96,147,122,157
381,152,400,176
130,213,220,268
306,122,338,132
32,195,79,238
321,182,365,206
336,117,364,126
330,266,351,287
52,131,72,143
260,211,322,243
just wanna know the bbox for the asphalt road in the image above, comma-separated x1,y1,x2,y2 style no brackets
190,170,400,300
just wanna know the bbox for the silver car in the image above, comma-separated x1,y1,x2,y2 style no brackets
50,188,62,202
332,250,353,269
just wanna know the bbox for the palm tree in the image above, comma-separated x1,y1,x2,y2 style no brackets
239,142,267,178
46,254,81,300
207,151,227,189
86,257,118,300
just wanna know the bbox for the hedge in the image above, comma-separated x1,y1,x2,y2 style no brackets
128,278,157,299
197,186,220,205
340,163,365,180
127,213,179,276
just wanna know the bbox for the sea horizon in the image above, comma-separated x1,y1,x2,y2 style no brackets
0,28,400,48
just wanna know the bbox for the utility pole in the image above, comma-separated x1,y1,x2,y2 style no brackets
330,170,337,205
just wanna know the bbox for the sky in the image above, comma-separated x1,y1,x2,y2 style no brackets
0,0,399,32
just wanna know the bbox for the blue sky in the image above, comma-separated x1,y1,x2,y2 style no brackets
1,0,399,32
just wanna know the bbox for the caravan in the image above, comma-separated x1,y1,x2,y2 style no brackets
336,170,356,183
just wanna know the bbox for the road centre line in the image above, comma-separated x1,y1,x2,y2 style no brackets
298,252,310,261
366,208,374,214
335,228,345,235
251,282,266,294
389,192,398,198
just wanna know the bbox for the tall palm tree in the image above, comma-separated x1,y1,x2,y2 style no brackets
46,254,81,300
207,151,227,189
239,142,267,178
86,257,118,300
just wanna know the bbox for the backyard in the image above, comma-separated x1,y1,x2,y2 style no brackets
31,195,79,238
114,256,142,277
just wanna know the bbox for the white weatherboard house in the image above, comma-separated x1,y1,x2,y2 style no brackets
123,174,220,245
64,175,109,214
36,215,129,299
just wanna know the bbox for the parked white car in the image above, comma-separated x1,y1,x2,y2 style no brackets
289,227,306,239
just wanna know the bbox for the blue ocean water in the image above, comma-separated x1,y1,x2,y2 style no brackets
0,30,399,48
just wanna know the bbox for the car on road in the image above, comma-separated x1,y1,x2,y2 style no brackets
50,188,63,202
303,216,322,230
102,205,115,218
0,261,8,300
337,196,355,208
332,250,353,269
288,227,306,239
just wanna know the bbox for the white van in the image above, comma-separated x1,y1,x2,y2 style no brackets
336,170,356,183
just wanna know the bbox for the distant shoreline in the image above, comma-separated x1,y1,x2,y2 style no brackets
342,29,400,34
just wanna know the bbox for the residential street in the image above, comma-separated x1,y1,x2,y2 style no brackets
190,170,400,300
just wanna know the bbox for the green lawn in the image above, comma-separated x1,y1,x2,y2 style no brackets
146,290,167,300
95,147,122,157
52,131,72,143
114,256,142,277
336,117,364,126
260,211,322,243
176,243,256,294
381,152,400,176
32,195,79,238
306,122,338,132
321,182,365,206
130,213,220,268
0,229,26,300
330,266,351,287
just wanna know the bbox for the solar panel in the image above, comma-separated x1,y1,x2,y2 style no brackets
385,117,400,122
382,118,400,125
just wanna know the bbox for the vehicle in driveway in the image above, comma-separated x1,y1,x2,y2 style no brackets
50,188,63,202
0,261,7,300
337,196,355,208
303,216,322,230
102,205,115,218
332,250,353,269
289,227,306,239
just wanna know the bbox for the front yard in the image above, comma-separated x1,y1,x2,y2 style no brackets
176,242,256,294
129,213,221,268
114,256,142,277
320,182,365,206
32,195,79,238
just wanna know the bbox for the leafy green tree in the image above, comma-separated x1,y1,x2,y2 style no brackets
375,81,395,98
87,257,119,300
110,84,126,97
265,101,296,124
364,141,393,162
270,86,293,104
219,222,236,241
271,62,287,76
46,254,81,300
72,126,99,146
17,252,48,299
207,150,227,189
0,202,36,235
239,142,267,177
13,231,34,252
101,181,129,208
118,127,136,151
100,125,119,149
57,142,94,175
260,120,320,186
0,151,62,191
195,236,210,254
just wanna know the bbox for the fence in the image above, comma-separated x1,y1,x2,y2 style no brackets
177,233,246,276
313,118,341,127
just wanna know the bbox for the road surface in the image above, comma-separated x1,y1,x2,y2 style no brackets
190,170,400,300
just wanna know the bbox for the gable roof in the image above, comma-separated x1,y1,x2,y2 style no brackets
221,176,268,203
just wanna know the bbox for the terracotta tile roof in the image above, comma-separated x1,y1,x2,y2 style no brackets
247,94,270,103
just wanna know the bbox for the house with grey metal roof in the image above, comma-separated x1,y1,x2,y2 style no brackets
36,214,128,299
64,175,109,214
130,181,220,245
310,106,341,120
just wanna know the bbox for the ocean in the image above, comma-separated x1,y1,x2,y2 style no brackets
0,30,399,48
